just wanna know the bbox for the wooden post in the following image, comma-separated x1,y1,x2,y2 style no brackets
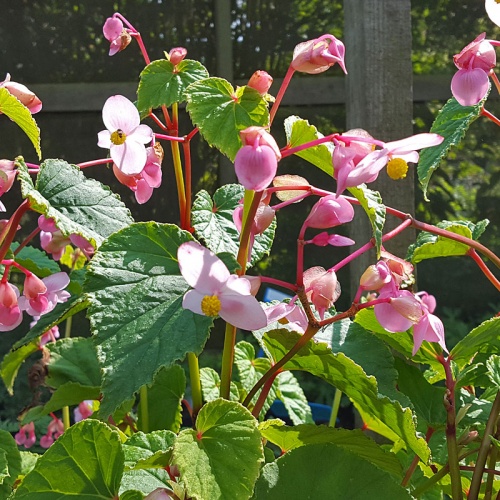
344,0,414,296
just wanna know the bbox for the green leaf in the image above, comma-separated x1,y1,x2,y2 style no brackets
450,316,500,369
0,429,22,498
13,420,124,499
347,186,386,257
137,59,209,111
200,367,240,403
119,469,171,497
253,443,411,499
120,491,144,500
0,87,41,159
137,365,186,433
276,371,313,425
259,422,402,477
17,158,134,248
417,94,488,199
185,78,270,160
192,185,276,268
407,220,488,263
283,116,334,175
262,329,430,461
486,355,500,389
173,399,264,500
19,452,38,477
1,341,39,395
123,430,176,470
10,244,61,278
85,222,213,417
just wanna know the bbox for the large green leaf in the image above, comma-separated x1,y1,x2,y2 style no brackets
347,185,386,257
262,329,430,460
137,59,209,111
275,370,313,425
85,222,213,417
17,158,134,247
13,420,123,499
0,429,22,499
283,116,334,176
259,421,402,477
1,341,39,395
123,430,176,471
192,184,276,268
0,87,41,159
253,443,411,499
417,94,488,199
137,364,185,433
173,399,264,500
185,78,270,160
407,219,489,264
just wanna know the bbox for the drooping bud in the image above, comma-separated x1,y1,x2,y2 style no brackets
168,47,187,66
0,160,16,196
103,17,131,56
360,261,392,291
0,74,42,114
291,34,346,75
304,195,354,229
247,70,273,95
234,144,278,192
303,266,340,319
0,281,18,308
23,273,47,300
310,232,355,247
239,127,281,160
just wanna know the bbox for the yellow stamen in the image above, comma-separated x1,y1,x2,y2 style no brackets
387,158,408,180
110,129,127,145
201,295,221,316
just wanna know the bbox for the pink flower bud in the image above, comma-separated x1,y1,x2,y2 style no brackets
0,160,16,196
304,195,354,229
0,74,42,114
0,281,18,308
454,33,496,72
310,232,355,247
239,127,281,160
247,70,273,95
303,267,340,319
168,47,187,65
23,274,47,300
15,422,36,449
291,34,346,75
359,262,392,291
103,17,131,56
234,144,278,192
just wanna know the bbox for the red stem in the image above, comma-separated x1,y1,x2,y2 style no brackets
0,200,31,262
467,248,500,292
269,66,295,125
251,371,280,418
13,227,41,256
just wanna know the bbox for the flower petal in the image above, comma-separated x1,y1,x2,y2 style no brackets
219,294,267,330
111,141,148,175
97,130,111,149
129,124,154,145
182,289,205,316
386,133,444,154
451,68,489,106
43,272,70,292
102,95,140,133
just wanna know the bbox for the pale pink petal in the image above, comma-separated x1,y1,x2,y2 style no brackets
102,95,140,133
182,289,205,316
223,275,252,295
103,17,123,42
111,141,147,175
451,68,490,106
219,294,267,330
486,0,500,27
393,151,420,164
347,149,389,186
386,133,444,154
142,163,162,188
135,179,154,204
43,272,70,292
412,313,447,356
265,302,296,323
97,130,111,149
178,241,230,293
109,40,122,57
129,124,154,145
374,302,414,333
327,234,355,246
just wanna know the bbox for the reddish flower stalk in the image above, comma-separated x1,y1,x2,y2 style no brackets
0,200,31,262
467,248,500,292
269,66,295,125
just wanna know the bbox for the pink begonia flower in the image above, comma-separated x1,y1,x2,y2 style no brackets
168,47,188,65
97,95,154,175
40,414,64,449
303,266,341,320
309,231,355,247
304,195,354,229
0,74,42,114
247,70,273,95
264,302,308,333
380,249,415,288
451,33,496,106
234,127,281,191
144,488,177,500
412,292,447,356
0,281,23,331
74,400,94,422
113,145,163,204
15,422,36,449
178,241,267,330
360,261,393,291
0,160,17,211
18,272,70,317
103,17,131,56
486,0,500,27
334,133,443,195
38,325,60,347
291,34,347,75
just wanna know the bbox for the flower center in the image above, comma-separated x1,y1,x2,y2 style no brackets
110,129,127,145
386,158,408,180
200,294,221,316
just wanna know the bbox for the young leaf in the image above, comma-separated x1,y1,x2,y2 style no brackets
417,94,488,200
137,59,209,111
253,443,411,499
191,184,276,267
0,87,41,159
85,222,213,417
185,78,270,160
172,399,264,500
283,116,334,176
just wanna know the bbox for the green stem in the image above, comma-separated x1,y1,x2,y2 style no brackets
329,389,342,427
236,190,263,273
140,385,149,434
484,445,498,500
170,139,187,228
62,315,73,430
187,352,203,417
469,391,500,499
219,323,237,400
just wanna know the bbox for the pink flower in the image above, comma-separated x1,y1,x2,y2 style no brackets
168,47,187,65
0,74,42,114
103,17,131,56
334,133,443,195
18,272,70,317
0,160,17,211
144,488,177,500
74,400,94,422
247,70,273,95
177,241,267,330
97,95,154,175
359,261,393,291
291,34,347,74
264,302,308,333
303,266,341,320
15,422,36,449
113,145,163,204
308,232,355,247
40,414,64,449
451,33,496,106
234,127,281,191
38,325,60,347
304,195,354,229
0,281,23,331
